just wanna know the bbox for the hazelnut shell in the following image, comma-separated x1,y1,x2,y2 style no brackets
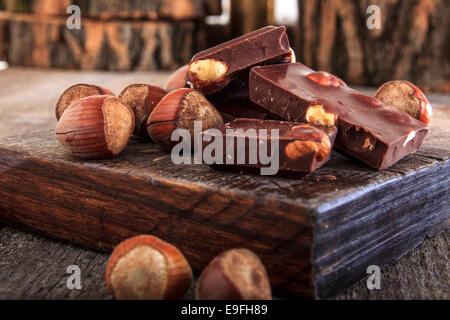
105,235,193,300
147,88,224,150
165,65,189,92
55,95,134,159
119,84,167,139
196,248,272,300
55,84,113,120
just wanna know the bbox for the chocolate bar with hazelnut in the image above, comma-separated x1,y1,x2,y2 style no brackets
249,63,429,170
201,119,337,174
188,26,292,94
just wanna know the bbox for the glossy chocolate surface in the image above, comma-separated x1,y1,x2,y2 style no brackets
209,89,283,122
201,119,337,173
191,26,291,79
249,63,429,169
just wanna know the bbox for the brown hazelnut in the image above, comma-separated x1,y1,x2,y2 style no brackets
286,47,297,63
105,235,193,300
147,88,224,150
350,92,383,107
55,84,113,120
375,80,433,125
305,104,338,126
307,71,346,88
188,59,229,95
285,125,331,162
55,95,134,159
119,84,167,139
165,65,189,92
196,249,272,300
403,130,417,147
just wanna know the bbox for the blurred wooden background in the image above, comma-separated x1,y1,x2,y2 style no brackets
0,0,222,71
0,0,449,91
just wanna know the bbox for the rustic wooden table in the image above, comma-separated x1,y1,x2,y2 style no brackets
0,67,448,300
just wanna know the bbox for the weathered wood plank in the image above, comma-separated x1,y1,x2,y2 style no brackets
334,230,449,300
0,227,111,300
0,69,448,299
0,122,448,298
0,226,447,299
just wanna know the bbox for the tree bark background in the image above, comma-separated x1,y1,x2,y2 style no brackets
296,0,450,92
0,12,196,71
0,0,221,20
0,0,225,70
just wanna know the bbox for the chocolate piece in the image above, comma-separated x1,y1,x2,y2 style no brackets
249,63,429,170
208,81,284,121
201,119,337,175
189,26,291,94
209,92,283,122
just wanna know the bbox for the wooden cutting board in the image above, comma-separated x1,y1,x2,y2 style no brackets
0,107,449,299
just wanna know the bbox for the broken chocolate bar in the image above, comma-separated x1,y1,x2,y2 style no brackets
249,63,428,170
201,119,337,175
188,26,291,94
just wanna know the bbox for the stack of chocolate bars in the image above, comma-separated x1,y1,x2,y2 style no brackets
180,26,429,174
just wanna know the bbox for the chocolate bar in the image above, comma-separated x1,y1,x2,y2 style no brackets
201,119,337,175
249,63,428,170
208,88,283,122
213,100,283,122
189,26,291,94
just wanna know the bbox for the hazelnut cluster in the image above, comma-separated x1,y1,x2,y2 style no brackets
105,235,272,300
55,81,224,158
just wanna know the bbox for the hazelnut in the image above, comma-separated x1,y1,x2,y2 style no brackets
307,71,346,88
362,136,376,151
165,65,189,92
403,130,416,147
283,47,296,63
105,235,193,300
55,95,134,159
55,84,113,120
147,88,224,150
196,249,272,300
119,84,167,139
285,125,331,162
188,59,229,95
350,92,383,107
305,104,338,126
375,80,433,125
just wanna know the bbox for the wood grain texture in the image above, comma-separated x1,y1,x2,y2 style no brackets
1,0,221,20
0,12,196,70
0,123,448,297
0,68,448,299
0,226,447,300
296,0,450,92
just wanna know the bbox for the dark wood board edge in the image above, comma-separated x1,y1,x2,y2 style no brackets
313,158,450,298
0,145,316,298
